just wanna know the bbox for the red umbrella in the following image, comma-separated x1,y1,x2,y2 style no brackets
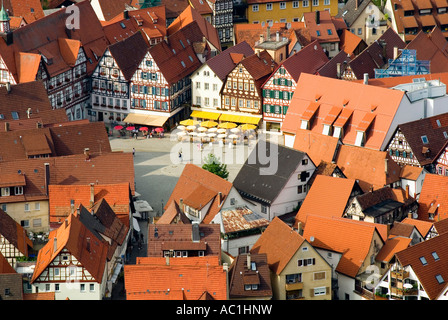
155,127,164,133
126,126,135,131
114,125,123,130
139,127,149,131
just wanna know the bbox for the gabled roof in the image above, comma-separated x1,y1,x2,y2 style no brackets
250,217,306,275
3,0,45,24
303,215,383,278
375,237,412,263
417,173,448,222
277,40,329,82
339,29,366,56
346,27,405,79
94,0,138,21
31,212,109,283
228,253,272,299
391,112,448,166
148,20,203,84
48,183,131,227
107,31,149,80
205,41,254,81
233,140,307,205
401,217,434,238
163,164,232,223
240,50,276,82
355,186,416,216
302,10,342,43
147,223,221,256
0,252,16,274
336,0,375,27
317,49,352,79
334,145,401,192
167,5,221,52
295,175,359,227
220,206,269,234
0,209,33,257
395,232,448,300
399,165,425,181
124,256,227,300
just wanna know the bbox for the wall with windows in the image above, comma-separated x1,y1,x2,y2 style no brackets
272,240,332,300
0,200,49,233
191,64,224,110
247,0,338,24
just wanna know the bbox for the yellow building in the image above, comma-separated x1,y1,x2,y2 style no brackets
246,0,338,24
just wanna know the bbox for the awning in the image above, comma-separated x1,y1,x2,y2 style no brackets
219,114,261,125
123,113,169,127
132,217,140,232
190,110,221,120
401,16,418,29
110,262,123,284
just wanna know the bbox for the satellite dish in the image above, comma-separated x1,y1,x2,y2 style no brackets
310,236,314,242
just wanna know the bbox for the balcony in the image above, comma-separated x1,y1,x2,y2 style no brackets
355,284,375,300
391,270,410,279
285,282,303,291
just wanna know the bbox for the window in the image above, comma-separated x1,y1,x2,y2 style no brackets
286,273,302,284
252,4,259,11
420,257,428,265
33,218,42,227
436,274,444,284
54,268,60,276
80,284,85,292
1,187,10,196
261,205,267,214
314,287,327,296
25,203,30,211
55,284,60,292
14,186,23,195
298,258,315,266
266,3,273,10
45,284,50,291
312,0,318,5
314,272,326,280
2,204,6,212
324,0,330,4
303,0,309,7
90,284,95,292
293,1,299,7
302,158,308,165
316,30,321,36
421,135,429,144
280,2,286,9
432,252,440,261
213,84,218,91
327,29,332,35
358,28,362,35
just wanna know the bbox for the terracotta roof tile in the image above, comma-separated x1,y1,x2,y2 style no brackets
303,215,383,277
0,209,33,256
3,0,45,23
220,206,269,234
417,173,448,221
303,11,342,43
376,237,412,263
250,217,305,275
124,257,227,300
0,251,16,273
23,292,55,300
295,175,359,227
401,217,434,238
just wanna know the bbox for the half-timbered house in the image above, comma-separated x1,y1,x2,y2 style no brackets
0,209,33,267
125,21,204,130
386,112,448,172
262,40,328,132
91,32,149,124
30,212,109,300
220,50,276,127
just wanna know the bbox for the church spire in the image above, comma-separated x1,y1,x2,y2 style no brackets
0,0,10,33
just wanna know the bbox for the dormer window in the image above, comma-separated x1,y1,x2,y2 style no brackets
421,135,429,144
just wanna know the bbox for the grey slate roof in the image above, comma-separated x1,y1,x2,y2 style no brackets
233,140,307,204
336,0,372,27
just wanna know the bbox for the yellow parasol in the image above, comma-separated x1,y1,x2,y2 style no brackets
218,122,237,129
200,120,219,128
239,124,257,131
180,119,199,126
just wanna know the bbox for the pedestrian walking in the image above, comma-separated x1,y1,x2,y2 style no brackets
132,148,135,156
178,150,182,162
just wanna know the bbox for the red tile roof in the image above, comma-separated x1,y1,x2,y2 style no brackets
292,129,340,165
417,173,448,222
401,217,434,238
302,10,342,43
3,0,45,24
31,212,109,284
375,237,412,263
250,217,306,275
303,215,384,278
0,251,16,274
0,209,33,257
124,256,227,300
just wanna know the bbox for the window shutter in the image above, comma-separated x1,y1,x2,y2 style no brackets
283,106,288,115
279,91,283,99
312,258,316,265
298,259,302,267
304,259,308,266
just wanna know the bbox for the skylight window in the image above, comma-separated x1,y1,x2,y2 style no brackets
316,30,321,36
437,119,442,127
327,29,332,35
436,274,444,284
432,252,440,261
181,61,186,68
11,111,19,120
420,257,428,265
421,135,429,144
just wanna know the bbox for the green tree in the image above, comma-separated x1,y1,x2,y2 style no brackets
202,153,229,180
139,0,161,8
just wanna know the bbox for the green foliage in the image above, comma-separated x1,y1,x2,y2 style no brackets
139,0,161,8
202,153,229,180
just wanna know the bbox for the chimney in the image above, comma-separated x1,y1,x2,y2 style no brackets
385,158,388,175
6,82,10,93
355,0,359,9
276,31,280,42
86,237,91,253
363,73,369,85
406,184,410,198
124,10,129,19
179,198,184,213
316,11,320,25
4,122,8,132
336,63,341,79
369,185,374,193
44,163,50,196
27,108,32,118
393,46,399,60
70,199,75,215
259,34,264,44
53,237,57,253
246,253,251,270
166,255,170,266
89,183,94,208
84,148,90,161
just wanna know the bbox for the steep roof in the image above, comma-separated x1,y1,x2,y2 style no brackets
0,252,16,274
233,140,307,205
317,49,352,79
3,0,45,24
295,175,359,227
31,212,109,283
147,223,221,257
303,215,383,278
107,31,149,80
0,209,33,257
167,5,221,52
234,22,305,48
395,232,448,300
417,173,448,222
401,217,434,238
278,40,329,82
228,253,272,299
336,0,374,27
375,237,412,263
205,41,254,81
302,10,342,44
124,256,227,300
292,129,340,165
220,206,269,234
250,217,306,275
282,73,405,151
334,144,401,192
